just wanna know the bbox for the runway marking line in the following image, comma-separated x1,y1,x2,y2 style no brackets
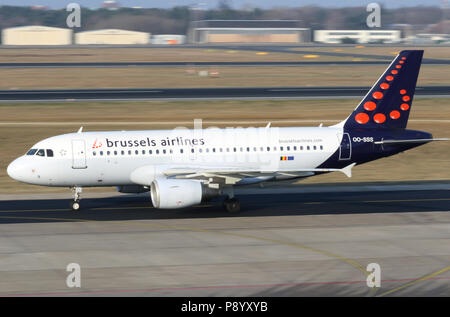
376,266,450,297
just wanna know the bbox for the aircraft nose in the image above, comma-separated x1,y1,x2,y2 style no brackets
7,158,27,182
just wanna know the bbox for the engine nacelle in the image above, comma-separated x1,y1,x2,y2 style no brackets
116,185,149,194
150,179,219,209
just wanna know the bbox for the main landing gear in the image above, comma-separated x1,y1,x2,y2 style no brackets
222,187,241,213
223,197,241,213
71,186,82,211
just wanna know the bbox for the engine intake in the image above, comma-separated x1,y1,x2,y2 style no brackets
150,179,219,209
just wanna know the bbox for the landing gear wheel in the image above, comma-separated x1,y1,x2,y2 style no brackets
71,200,80,211
223,198,241,213
70,186,82,211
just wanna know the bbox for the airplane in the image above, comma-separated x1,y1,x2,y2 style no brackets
7,50,448,212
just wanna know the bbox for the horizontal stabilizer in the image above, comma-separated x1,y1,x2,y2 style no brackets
374,138,450,145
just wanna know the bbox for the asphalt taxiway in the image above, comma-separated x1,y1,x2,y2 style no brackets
0,86,449,102
0,181,449,296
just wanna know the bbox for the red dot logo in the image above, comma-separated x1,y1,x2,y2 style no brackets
372,91,384,99
373,113,386,124
364,101,376,111
390,110,400,119
399,60,404,64
400,103,410,111
396,65,402,69
391,70,398,74
355,113,369,124
386,75,394,81
400,89,406,94
380,83,389,90
402,95,410,102
401,57,406,60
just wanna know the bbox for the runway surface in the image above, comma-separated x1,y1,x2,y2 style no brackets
0,181,449,296
2,60,449,68
1,44,448,66
1,86,449,102
0,61,397,68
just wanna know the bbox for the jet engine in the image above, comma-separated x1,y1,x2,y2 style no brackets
150,179,219,209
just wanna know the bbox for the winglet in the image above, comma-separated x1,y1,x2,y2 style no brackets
77,126,83,133
266,122,271,128
341,163,356,178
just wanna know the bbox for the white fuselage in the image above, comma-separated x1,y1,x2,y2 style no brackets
7,126,345,187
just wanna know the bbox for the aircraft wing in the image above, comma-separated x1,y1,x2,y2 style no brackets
163,163,356,185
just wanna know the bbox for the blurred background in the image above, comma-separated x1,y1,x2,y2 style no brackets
0,0,449,193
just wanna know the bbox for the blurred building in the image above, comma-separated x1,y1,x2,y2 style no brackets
314,30,401,44
188,20,310,44
102,0,120,10
75,29,150,45
151,35,186,45
405,33,450,44
2,25,72,45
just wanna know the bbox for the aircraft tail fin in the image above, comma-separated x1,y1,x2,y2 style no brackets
342,50,423,130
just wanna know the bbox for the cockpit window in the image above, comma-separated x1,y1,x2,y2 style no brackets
36,149,45,157
26,149,37,155
46,149,54,157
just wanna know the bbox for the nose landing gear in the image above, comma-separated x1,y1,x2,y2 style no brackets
71,186,82,211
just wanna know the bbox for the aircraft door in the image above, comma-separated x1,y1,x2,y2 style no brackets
338,133,351,161
72,139,87,169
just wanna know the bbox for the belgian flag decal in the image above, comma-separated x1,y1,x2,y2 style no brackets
280,156,294,161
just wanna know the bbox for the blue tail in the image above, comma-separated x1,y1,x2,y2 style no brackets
343,50,423,130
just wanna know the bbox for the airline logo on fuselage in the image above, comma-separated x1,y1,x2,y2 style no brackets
92,139,103,149
105,137,205,148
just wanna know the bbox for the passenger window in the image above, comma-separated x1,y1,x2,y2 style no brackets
93,151,96,156
46,149,54,157
36,149,45,157
27,149,37,155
